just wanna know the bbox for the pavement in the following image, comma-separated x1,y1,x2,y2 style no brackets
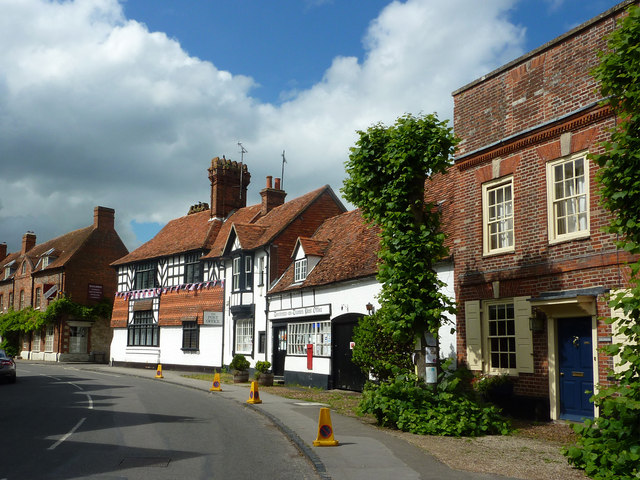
65,363,515,480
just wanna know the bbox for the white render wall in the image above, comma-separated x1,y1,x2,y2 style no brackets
110,326,224,367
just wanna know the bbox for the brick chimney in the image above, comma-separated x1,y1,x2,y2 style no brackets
0,242,6,261
94,206,115,230
208,156,251,220
260,176,287,216
22,232,36,254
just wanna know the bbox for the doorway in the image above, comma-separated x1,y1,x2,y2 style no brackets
558,317,594,421
69,326,88,354
332,314,367,391
272,325,287,376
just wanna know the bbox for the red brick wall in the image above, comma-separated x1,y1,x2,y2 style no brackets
453,7,624,157
450,4,635,399
158,287,223,326
269,190,345,283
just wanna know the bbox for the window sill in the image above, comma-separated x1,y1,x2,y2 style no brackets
548,232,590,246
181,348,200,353
482,248,515,258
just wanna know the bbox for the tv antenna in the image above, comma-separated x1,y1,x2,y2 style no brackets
281,150,286,190
238,142,247,199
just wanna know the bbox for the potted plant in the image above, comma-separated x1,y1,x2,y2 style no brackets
254,360,274,386
229,354,250,383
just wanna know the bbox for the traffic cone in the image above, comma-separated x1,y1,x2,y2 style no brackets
209,372,222,392
155,364,163,379
247,381,262,404
313,407,339,446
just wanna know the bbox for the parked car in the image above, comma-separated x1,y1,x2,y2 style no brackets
0,349,16,383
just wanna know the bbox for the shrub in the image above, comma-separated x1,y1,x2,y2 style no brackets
229,354,250,372
254,360,271,380
359,372,511,437
351,311,413,382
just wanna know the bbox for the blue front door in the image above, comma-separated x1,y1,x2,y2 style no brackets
558,317,594,421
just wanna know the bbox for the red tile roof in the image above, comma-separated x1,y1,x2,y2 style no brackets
113,185,342,266
204,185,338,258
297,238,329,257
0,225,95,277
270,209,380,292
112,210,224,265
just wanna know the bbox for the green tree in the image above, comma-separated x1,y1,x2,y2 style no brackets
564,5,640,479
342,113,457,380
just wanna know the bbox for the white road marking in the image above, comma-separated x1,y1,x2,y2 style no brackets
40,374,61,380
85,393,93,410
47,417,86,451
68,382,84,391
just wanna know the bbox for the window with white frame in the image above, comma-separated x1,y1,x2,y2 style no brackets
482,177,514,255
287,321,331,356
244,256,253,289
294,258,308,282
235,318,253,354
547,153,589,243
45,325,55,352
487,302,516,370
257,257,265,286
19,290,24,310
35,287,41,309
32,330,41,353
232,256,241,291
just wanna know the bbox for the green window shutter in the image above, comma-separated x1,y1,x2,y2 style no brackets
514,296,534,374
465,300,483,370
610,290,631,376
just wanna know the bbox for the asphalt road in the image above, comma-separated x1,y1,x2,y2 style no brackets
0,363,318,480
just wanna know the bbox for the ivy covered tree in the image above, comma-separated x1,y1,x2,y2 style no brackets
564,5,640,479
342,113,457,380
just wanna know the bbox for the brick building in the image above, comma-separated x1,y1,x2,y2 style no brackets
0,207,128,362
451,1,635,421
110,157,345,371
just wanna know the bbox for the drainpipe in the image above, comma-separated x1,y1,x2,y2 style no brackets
263,245,270,365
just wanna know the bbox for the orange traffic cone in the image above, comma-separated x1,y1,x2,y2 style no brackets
155,364,164,379
209,372,222,392
313,407,339,446
247,381,262,404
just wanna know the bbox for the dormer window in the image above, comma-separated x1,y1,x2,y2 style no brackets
294,258,308,282
4,261,16,280
40,248,57,268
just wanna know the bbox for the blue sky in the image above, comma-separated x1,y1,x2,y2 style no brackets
0,0,623,252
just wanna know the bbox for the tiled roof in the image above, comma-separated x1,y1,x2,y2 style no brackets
204,185,336,258
270,209,380,293
232,224,267,250
298,238,329,257
112,210,223,265
0,226,95,277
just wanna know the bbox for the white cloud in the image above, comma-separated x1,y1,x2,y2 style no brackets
0,0,525,253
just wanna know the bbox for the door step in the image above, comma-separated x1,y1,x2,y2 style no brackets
274,375,285,385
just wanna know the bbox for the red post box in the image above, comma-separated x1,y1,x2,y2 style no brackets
306,343,313,370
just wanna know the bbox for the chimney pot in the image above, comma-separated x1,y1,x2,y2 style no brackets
274,178,281,190
266,176,273,189
0,242,6,261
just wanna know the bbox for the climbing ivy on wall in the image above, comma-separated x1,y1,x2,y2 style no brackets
563,5,640,479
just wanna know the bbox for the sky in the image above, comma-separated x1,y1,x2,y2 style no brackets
0,0,623,253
